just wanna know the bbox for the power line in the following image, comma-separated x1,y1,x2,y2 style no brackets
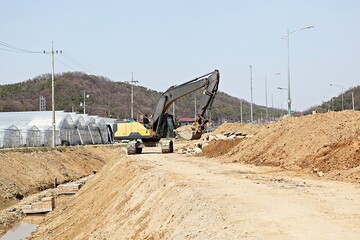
0,36,99,76
0,40,43,54
0,47,28,53
55,57,76,71
61,52,97,74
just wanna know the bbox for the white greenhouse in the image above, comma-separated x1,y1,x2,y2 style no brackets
0,111,116,148
96,118,109,144
25,125,42,147
82,116,100,145
0,125,22,148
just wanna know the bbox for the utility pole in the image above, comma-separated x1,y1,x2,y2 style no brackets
271,93,274,121
352,92,355,110
250,65,253,123
126,72,139,119
265,75,268,123
194,94,197,119
83,90,89,114
51,42,55,148
47,42,62,148
240,99,243,124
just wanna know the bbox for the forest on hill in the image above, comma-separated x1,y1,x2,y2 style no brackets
303,85,360,114
3,72,357,124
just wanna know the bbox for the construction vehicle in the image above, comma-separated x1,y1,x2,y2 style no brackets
113,70,220,154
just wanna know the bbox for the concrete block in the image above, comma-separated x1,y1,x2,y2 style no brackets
57,183,82,195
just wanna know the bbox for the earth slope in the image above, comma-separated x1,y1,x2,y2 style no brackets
202,110,360,183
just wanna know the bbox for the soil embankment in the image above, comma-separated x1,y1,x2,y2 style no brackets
30,151,360,239
202,110,360,183
0,145,122,235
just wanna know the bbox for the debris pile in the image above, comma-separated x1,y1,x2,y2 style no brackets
178,129,254,155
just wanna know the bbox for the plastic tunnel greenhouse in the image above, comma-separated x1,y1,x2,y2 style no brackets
71,114,87,145
0,111,116,148
96,118,109,144
83,116,99,144
26,125,42,147
0,125,22,148
39,113,76,146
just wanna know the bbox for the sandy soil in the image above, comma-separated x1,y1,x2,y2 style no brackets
30,149,360,239
202,110,360,183
0,111,358,239
0,145,122,235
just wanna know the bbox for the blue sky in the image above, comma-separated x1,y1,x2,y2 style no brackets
1,0,359,111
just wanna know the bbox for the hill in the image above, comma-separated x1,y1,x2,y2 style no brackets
304,85,360,114
0,72,286,124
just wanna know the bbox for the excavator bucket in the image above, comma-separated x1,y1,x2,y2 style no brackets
176,125,202,140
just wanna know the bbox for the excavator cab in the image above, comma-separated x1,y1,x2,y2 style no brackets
153,113,175,139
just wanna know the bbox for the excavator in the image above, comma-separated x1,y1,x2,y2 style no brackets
113,69,220,154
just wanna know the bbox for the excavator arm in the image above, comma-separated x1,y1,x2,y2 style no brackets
115,69,220,155
151,70,220,139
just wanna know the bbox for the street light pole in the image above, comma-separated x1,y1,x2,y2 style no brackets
277,87,288,112
250,65,253,122
265,75,268,123
286,29,291,116
330,83,344,110
352,92,355,110
283,25,314,116
83,90,89,114
131,72,134,119
264,73,280,123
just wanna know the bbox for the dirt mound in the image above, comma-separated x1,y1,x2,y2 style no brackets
202,110,360,182
201,139,243,157
0,146,119,211
0,146,124,236
31,157,208,239
212,122,259,135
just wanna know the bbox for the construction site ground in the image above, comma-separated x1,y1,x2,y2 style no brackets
0,110,359,239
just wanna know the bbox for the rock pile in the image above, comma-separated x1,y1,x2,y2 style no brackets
178,131,253,154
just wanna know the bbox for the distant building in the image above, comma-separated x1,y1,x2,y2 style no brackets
178,117,195,127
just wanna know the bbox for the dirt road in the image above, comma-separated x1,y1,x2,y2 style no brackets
31,147,360,240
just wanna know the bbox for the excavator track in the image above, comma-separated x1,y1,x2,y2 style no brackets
160,139,173,153
127,141,143,155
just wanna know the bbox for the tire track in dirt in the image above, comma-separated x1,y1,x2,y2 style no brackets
30,151,360,239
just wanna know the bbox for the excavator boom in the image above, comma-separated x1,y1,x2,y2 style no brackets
151,70,220,140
